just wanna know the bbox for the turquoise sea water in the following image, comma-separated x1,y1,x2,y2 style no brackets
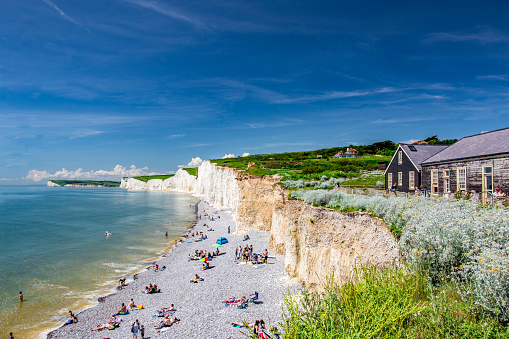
0,186,197,338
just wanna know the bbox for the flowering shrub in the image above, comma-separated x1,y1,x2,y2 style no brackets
289,189,509,320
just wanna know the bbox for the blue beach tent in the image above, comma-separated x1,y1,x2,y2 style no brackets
217,237,228,244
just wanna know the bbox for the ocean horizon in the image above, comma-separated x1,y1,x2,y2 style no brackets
0,185,197,338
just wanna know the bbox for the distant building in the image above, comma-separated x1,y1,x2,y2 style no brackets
412,140,428,145
385,144,448,192
317,154,323,158
333,148,360,159
421,127,509,200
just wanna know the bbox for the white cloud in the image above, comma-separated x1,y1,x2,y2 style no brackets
42,0,81,26
222,153,235,159
241,152,250,157
167,134,186,139
186,157,203,167
399,139,418,144
24,165,162,182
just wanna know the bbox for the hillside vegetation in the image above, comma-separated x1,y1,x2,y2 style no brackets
50,180,120,187
129,174,174,182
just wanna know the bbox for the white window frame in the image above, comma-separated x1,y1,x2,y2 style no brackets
431,169,439,195
398,172,402,186
457,167,467,191
443,169,450,193
388,173,393,188
398,151,402,165
409,171,415,190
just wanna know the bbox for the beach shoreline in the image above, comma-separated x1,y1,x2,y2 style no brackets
46,198,298,339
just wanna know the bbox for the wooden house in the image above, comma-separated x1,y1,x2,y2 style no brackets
421,127,509,198
385,144,448,192
333,148,360,158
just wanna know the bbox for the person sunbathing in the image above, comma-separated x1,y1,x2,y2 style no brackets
90,323,107,331
154,316,178,329
128,299,135,308
113,303,128,315
156,304,175,313
143,286,150,294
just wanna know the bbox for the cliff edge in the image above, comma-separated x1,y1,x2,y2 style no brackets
121,161,400,287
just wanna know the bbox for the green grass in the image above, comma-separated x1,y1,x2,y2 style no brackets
130,174,174,182
182,167,198,177
270,264,509,339
50,180,120,187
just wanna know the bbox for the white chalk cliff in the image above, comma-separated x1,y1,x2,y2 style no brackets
121,161,400,287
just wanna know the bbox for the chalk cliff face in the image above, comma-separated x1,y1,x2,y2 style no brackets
121,161,400,287
270,200,400,287
47,180,60,187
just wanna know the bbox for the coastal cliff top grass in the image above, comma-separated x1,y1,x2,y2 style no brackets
182,167,198,177
210,137,455,180
50,180,120,187
129,174,175,182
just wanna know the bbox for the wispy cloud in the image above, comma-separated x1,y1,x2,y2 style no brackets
476,74,509,81
69,129,103,139
274,87,399,104
426,28,509,44
42,0,82,26
124,0,202,27
167,134,186,139
24,165,162,181
241,118,306,129
264,142,314,148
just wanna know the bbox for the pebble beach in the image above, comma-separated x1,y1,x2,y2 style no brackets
47,200,299,339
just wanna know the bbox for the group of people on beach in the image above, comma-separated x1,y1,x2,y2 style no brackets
142,283,160,294
231,319,281,339
41,203,280,338
235,245,269,264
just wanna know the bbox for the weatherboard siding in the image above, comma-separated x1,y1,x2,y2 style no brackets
422,155,509,194
385,148,420,192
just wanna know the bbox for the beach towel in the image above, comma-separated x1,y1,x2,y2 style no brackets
232,324,249,329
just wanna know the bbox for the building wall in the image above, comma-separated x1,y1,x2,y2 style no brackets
422,155,509,194
385,148,420,192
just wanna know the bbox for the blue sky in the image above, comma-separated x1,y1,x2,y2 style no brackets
1,0,509,182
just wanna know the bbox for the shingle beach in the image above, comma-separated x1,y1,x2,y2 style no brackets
47,200,299,339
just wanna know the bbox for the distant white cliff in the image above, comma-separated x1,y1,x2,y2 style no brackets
120,162,241,212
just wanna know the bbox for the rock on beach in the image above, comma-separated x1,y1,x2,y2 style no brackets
47,200,298,339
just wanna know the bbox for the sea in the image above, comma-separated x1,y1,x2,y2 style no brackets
0,185,198,338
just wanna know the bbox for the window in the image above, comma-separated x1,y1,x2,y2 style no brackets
443,169,450,193
431,170,439,194
409,171,415,190
482,166,493,192
388,173,393,188
408,146,417,151
398,172,402,186
398,151,402,165
457,167,467,191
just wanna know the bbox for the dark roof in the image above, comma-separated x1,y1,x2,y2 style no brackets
400,144,449,170
422,127,509,164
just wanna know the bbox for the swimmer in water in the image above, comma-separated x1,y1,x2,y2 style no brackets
165,232,168,238
19,291,23,302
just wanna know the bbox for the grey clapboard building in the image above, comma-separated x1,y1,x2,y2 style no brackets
385,144,448,193
421,127,509,197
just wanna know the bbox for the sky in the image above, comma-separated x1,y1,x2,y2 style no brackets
1,0,509,183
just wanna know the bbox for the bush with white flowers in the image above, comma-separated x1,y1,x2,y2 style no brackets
289,189,509,320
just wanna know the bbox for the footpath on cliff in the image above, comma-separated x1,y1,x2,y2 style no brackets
48,200,298,339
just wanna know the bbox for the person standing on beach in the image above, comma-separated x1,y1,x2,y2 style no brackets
140,324,145,338
228,226,230,234
19,291,23,302
131,319,139,338
9,332,14,339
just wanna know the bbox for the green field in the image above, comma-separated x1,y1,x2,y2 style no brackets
211,149,390,183
182,167,198,177
130,174,175,182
